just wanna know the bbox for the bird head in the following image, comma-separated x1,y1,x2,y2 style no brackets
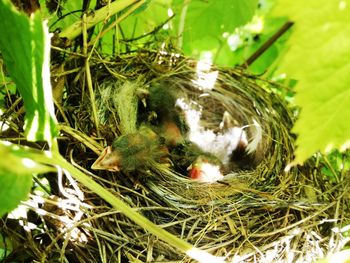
188,155,224,183
91,126,170,173
91,145,121,172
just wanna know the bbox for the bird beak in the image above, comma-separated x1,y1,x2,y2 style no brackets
91,146,121,172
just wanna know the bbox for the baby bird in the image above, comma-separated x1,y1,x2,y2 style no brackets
142,83,188,146
188,155,224,183
91,126,169,172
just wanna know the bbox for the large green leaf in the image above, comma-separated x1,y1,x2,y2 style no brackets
0,142,53,217
273,0,350,164
0,0,57,143
174,0,258,61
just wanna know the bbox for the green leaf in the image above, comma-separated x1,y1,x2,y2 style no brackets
0,233,13,261
0,0,57,143
0,142,53,217
176,0,258,59
118,0,170,41
272,0,350,164
47,0,83,29
0,171,32,218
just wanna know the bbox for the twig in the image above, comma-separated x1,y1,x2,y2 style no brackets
88,0,146,47
122,14,175,43
322,155,340,183
59,0,142,40
241,21,294,68
83,13,100,138
58,124,103,154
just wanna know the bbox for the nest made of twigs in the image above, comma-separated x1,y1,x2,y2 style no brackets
1,50,349,263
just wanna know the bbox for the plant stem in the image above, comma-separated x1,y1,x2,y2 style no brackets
15,144,223,262
51,153,224,262
82,13,100,138
241,21,294,68
59,0,142,40
88,0,146,47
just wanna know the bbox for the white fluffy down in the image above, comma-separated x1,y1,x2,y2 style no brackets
193,162,224,183
176,98,248,165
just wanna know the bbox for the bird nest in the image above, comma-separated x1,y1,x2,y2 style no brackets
1,50,349,262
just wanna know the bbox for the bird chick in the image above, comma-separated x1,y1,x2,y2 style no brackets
188,155,224,183
140,84,188,146
91,126,169,172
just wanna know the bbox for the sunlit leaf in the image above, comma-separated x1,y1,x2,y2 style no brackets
0,0,57,143
273,0,350,164
316,249,350,263
47,0,83,29
0,142,53,217
173,0,258,61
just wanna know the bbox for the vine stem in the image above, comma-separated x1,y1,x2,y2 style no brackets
52,153,224,262
16,144,224,262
